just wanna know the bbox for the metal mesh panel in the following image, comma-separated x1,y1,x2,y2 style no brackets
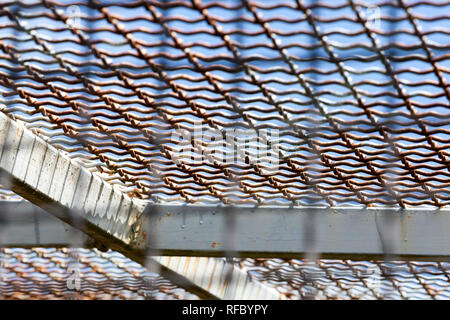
2,248,450,300
0,0,448,207
0,248,200,299
239,258,450,300
0,0,449,300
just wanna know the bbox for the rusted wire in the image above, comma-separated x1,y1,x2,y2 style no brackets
239,257,450,299
0,0,449,301
0,248,199,300
0,0,448,208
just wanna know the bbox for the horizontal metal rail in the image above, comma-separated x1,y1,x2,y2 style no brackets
144,204,450,261
4,198,450,261
0,200,87,247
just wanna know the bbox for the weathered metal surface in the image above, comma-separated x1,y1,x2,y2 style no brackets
3,204,450,299
0,111,145,251
0,200,86,247
153,256,283,299
0,248,201,300
145,204,450,260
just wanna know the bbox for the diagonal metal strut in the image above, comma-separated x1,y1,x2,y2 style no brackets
0,111,282,300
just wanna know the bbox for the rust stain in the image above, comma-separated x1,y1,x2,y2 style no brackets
211,242,220,249
157,213,171,222
126,191,141,199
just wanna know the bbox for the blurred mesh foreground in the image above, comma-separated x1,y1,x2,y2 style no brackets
0,0,449,299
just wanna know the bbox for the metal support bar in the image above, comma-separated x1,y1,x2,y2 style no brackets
144,204,450,261
8,198,450,262
2,110,450,299
0,200,87,247
0,111,147,253
152,256,282,299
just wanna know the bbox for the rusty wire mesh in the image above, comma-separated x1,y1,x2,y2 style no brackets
2,248,450,300
0,0,449,300
0,0,448,207
237,257,450,299
0,248,200,299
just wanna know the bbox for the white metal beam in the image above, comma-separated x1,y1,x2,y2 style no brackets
144,204,450,260
0,110,147,251
0,200,87,247
4,198,450,262
152,256,282,300
0,201,283,299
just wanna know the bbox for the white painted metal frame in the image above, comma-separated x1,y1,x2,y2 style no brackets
0,200,86,247
0,111,282,300
145,204,450,261
0,110,146,251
